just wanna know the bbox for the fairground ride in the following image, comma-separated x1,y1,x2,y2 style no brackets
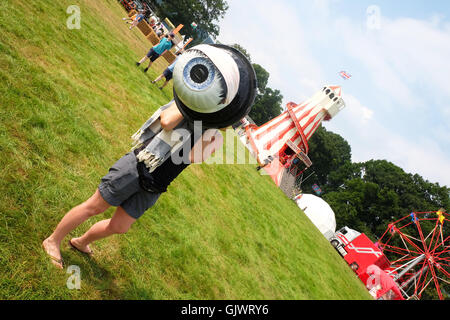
378,210,449,300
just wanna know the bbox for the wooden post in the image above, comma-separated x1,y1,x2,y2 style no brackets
161,50,176,64
146,29,160,46
171,24,184,35
176,37,193,53
137,20,152,36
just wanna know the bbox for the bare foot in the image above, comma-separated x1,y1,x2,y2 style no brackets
42,238,63,269
69,237,93,255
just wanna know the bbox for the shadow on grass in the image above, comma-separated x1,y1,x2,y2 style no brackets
62,246,123,299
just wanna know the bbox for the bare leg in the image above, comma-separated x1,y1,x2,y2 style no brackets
152,74,164,83
159,80,169,89
144,60,153,72
138,56,149,64
130,20,139,30
70,206,136,253
42,189,110,268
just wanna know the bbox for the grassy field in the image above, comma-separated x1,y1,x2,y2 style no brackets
0,0,371,300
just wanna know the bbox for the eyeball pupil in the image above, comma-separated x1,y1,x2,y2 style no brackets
190,64,209,83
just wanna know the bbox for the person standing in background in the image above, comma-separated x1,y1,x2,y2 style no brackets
151,51,183,89
136,33,175,72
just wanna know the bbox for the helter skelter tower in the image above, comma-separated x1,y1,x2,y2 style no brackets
237,85,346,196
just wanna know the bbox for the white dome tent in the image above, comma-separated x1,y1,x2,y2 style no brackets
294,194,336,240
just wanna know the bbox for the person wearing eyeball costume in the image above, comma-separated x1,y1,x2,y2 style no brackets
42,44,257,269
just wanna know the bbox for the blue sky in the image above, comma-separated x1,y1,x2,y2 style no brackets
217,0,450,187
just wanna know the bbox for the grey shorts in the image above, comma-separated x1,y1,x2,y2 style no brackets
146,48,160,62
98,152,161,219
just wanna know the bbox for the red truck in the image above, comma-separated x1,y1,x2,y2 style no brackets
330,227,404,300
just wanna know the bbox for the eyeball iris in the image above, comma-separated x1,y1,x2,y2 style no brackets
183,57,215,91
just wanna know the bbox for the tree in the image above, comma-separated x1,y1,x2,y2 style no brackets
230,44,269,92
230,43,251,62
303,125,352,193
249,87,283,126
229,43,283,125
252,63,269,94
150,0,229,43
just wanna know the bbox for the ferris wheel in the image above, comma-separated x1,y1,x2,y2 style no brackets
378,210,449,300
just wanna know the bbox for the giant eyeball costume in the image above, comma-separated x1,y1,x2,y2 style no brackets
172,44,257,129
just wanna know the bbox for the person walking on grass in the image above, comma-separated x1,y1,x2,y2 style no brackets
123,10,147,30
136,33,175,72
42,44,257,269
151,51,183,90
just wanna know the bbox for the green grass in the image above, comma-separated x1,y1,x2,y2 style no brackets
0,0,371,300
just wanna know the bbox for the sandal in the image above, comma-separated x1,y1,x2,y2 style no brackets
42,243,64,269
49,255,64,269
69,239,93,256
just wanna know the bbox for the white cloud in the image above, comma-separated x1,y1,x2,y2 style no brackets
384,134,450,186
335,15,450,123
334,17,421,109
381,18,450,100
